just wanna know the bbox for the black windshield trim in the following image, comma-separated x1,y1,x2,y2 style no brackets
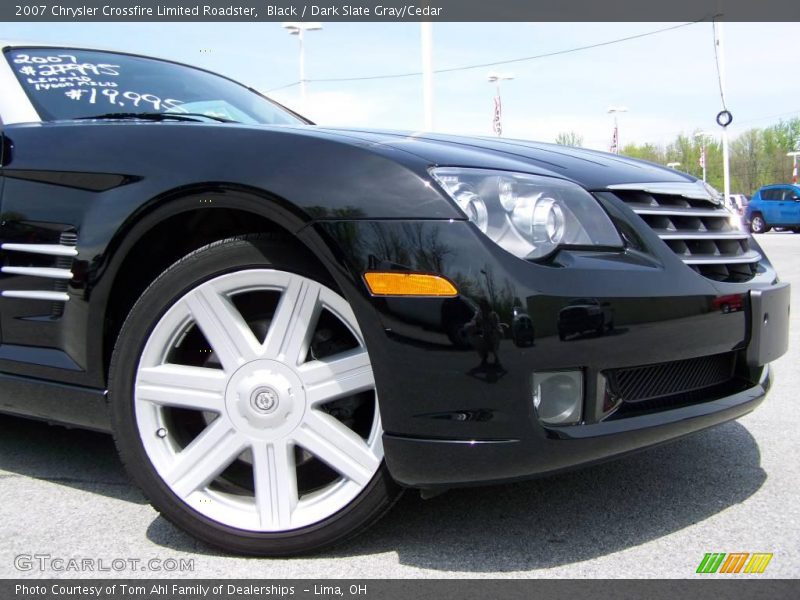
75,111,236,123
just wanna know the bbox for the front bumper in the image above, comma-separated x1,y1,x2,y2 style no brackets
308,216,786,488
384,367,769,487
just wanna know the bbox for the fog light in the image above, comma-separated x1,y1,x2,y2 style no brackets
532,370,583,425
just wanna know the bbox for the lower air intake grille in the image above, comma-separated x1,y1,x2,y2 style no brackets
605,352,737,416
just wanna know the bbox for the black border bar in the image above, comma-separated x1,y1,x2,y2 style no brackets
3,0,800,22
4,579,800,600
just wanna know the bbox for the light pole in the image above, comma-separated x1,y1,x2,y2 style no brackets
695,131,714,182
421,23,434,130
282,22,323,109
713,21,732,206
667,162,681,169
607,106,628,154
488,73,514,136
788,151,800,185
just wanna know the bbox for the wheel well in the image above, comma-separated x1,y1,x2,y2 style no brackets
102,206,320,380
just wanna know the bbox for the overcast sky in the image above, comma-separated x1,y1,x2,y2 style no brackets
4,21,800,150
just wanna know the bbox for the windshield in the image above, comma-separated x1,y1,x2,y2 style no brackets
5,47,302,125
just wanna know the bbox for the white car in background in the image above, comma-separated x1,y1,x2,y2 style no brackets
728,194,750,215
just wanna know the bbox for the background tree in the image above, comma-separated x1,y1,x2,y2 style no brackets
554,131,584,147
616,117,800,194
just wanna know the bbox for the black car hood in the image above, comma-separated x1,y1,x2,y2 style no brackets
311,127,695,191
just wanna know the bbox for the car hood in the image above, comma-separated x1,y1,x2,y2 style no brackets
311,127,695,191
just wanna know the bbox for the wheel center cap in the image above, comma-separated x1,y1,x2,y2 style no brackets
224,360,307,440
251,387,278,414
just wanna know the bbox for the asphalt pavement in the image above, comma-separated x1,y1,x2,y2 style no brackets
0,233,798,579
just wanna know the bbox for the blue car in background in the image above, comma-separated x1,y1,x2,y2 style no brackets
746,184,800,233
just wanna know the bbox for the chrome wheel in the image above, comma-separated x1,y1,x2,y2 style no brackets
750,215,767,234
134,268,382,533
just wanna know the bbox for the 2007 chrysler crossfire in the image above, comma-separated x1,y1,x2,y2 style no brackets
0,43,789,555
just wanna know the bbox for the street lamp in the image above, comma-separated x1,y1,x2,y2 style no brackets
282,22,323,109
667,162,681,169
695,131,714,182
488,73,514,137
788,151,800,185
421,23,434,130
607,106,628,154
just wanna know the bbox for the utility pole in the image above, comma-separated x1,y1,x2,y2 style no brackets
421,22,434,130
714,21,732,202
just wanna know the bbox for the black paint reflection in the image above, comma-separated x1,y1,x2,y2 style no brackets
511,306,535,347
557,298,615,341
712,294,745,313
464,298,508,383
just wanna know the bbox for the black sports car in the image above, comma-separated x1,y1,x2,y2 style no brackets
0,43,790,556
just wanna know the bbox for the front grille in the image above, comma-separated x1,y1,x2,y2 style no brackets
607,352,736,403
609,186,760,282
604,352,737,418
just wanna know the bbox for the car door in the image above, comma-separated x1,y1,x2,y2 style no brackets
760,188,782,224
774,187,794,225
783,186,800,225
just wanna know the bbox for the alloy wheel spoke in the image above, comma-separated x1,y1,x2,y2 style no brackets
164,418,247,498
251,440,298,530
182,284,262,372
137,268,384,532
298,348,374,406
293,410,379,486
136,364,226,412
262,277,321,366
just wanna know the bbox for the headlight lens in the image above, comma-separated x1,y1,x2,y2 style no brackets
431,168,622,260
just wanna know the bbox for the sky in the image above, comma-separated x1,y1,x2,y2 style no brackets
3,21,800,150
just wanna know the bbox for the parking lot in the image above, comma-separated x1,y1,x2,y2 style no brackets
0,233,798,579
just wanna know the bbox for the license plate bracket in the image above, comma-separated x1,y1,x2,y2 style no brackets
747,283,790,366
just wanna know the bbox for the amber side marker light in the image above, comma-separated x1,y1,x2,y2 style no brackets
363,272,458,297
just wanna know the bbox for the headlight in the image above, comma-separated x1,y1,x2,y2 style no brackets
431,168,622,260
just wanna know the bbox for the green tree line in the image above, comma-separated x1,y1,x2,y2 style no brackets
556,118,800,195
620,118,800,195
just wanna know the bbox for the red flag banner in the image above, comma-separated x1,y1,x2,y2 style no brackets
609,124,618,154
493,95,502,136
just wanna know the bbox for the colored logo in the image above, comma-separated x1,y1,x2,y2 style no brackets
696,552,773,574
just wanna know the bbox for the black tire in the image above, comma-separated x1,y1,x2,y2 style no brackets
750,214,769,234
109,235,401,556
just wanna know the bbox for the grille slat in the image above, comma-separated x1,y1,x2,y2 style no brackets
655,230,750,240
609,185,760,282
